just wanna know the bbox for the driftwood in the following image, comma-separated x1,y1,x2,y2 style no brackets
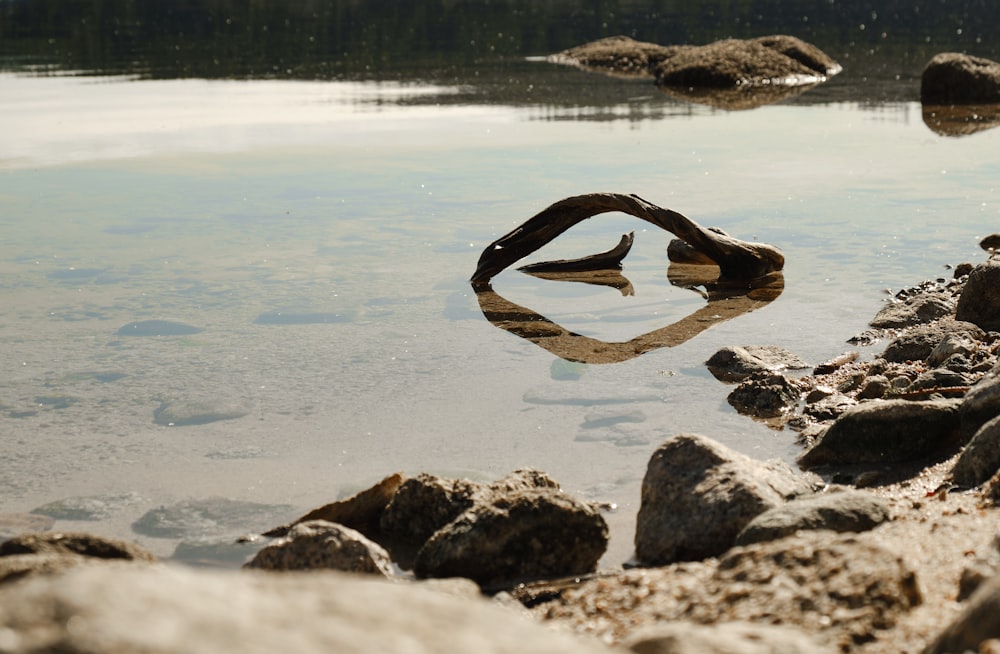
518,232,634,273
470,193,784,285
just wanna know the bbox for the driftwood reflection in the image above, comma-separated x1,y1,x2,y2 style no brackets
474,265,784,364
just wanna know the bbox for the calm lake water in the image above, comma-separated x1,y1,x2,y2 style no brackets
2,1,1000,565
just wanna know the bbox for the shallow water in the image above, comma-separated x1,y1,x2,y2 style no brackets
2,43,1000,564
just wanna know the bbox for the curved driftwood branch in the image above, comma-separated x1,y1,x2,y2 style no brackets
470,193,784,284
518,232,634,273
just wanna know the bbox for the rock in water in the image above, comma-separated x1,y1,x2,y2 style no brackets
921,52,1000,104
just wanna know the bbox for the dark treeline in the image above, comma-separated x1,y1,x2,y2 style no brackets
1,0,999,84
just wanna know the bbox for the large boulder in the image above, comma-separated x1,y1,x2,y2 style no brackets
921,52,1000,104
799,399,963,468
245,521,394,576
635,434,816,565
414,488,608,588
956,261,1000,332
0,564,617,654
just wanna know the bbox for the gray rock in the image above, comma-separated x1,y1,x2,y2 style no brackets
154,399,251,426
735,490,891,546
857,375,890,400
414,488,608,588
799,399,963,468
924,574,1000,654
726,373,800,418
245,521,394,576
635,434,816,565
706,346,808,383
927,333,978,367
623,620,836,654
951,415,1000,488
908,368,973,392
132,497,297,539
881,320,985,363
957,261,1000,331
0,532,157,562
870,291,955,329
0,564,616,654
961,361,1000,437
921,52,1000,104
802,393,857,423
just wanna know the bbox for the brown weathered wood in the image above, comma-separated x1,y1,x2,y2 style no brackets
518,232,634,273
470,193,784,284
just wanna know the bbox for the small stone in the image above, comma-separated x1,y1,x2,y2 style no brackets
706,346,808,383
245,520,394,576
735,490,891,546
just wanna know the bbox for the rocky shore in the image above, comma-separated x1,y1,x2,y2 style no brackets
3,248,1000,652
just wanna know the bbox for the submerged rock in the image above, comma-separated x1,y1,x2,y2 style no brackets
635,434,816,565
31,492,143,521
726,373,801,419
132,497,297,540
153,399,251,426
116,319,203,336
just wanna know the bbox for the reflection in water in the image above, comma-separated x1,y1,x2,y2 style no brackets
922,104,1000,136
474,266,783,364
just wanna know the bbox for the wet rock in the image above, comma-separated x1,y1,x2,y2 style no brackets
726,373,800,418
706,345,808,383
869,290,955,329
956,261,1000,331
153,398,251,426
734,490,891,546
31,492,143,521
264,473,405,539
0,532,157,562
116,319,203,336
951,415,1000,488
635,434,816,565
548,35,680,77
925,574,1000,654
921,52,1000,104
881,319,985,363
414,488,607,588
982,234,1000,252
132,497,297,539
0,564,616,654
622,620,835,654
799,399,963,468
654,36,839,88
245,520,394,576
